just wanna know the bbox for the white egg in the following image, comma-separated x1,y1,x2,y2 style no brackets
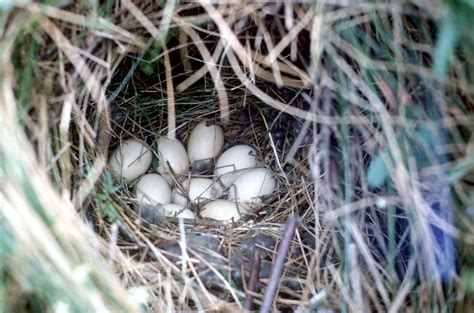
215,145,257,176
172,188,187,206
109,138,152,181
228,168,276,203
217,168,252,187
187,121,224,163
160,172,175,185
156,137,189,176
136,173,171,206
173,178,223,205
200,200,249,221
161,203,195,219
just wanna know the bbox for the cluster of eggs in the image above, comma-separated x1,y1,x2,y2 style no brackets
109,121,277,222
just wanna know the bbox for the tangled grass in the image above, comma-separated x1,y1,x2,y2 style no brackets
1,1,474,312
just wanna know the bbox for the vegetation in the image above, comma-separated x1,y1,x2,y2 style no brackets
1,0,473,312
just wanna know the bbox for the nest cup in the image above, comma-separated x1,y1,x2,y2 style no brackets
105,32,316,308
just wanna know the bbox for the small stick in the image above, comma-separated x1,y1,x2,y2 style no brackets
260,215,297,313
178,29,192,74
163,42,176,140
244,248,261,311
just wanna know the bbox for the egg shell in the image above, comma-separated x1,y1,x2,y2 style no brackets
136,173,171,206
160,172,175,185
217,168,252,187
200,200,249,221
161,203,195,219
109,139,152,181
172,188,187,206
156,137,189,176
187,121,224,163
215,145,257,176
173,178,223,206
228,168,276,203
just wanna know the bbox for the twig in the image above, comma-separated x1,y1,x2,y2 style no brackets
58,93,74,195
163,42,176,140
244,248,261,311
260,215,298,313
178,29,192,74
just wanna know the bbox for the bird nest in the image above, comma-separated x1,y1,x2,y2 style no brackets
103,46,322,311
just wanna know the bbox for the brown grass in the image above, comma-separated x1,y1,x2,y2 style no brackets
1,1,474,312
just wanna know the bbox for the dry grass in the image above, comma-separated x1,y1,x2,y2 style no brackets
1,1,474,312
